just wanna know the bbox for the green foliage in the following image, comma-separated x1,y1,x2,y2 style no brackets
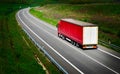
0,3,30,17
68,0,115,4
0,12,45,74
0,4,61,74
0,0,34,4
0,0,118,5
117,30,120,37
30,8,58,26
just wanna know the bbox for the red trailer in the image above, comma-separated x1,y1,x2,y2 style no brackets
57,19,98,49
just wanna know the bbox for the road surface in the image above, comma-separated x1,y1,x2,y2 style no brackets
16,8,120,74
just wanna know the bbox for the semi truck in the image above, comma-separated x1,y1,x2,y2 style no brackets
57,19,98,49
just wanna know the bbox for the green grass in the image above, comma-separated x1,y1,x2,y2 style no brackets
30,8,58,26
30,3,120,52
0,13,45,74
0,4,61,74
66,0,116,4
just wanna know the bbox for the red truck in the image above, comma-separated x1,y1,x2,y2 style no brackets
57,19,98,49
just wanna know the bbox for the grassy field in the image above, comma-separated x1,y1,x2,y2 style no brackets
59,0,116,4
0,4,61,74
30,3,120,52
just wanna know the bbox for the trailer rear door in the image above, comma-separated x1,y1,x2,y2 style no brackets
83,27,98,45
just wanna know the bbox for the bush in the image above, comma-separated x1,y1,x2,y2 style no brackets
117,30,120,38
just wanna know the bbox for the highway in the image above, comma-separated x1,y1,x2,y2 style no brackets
16,8,120,74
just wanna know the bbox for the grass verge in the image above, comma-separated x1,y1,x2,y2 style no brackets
30,8,58,26
0,4,61,74
0,12,45,74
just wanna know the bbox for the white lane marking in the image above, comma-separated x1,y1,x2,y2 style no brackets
27,8,120,61
98,48,120,60
22,9,119,74
17,10,84,74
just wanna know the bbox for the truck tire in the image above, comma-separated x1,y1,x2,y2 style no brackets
71,40,76,46
58,33,61,38
62,35,65,40
76,43,80,48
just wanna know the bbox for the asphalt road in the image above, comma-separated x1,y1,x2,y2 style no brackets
16,8,120,74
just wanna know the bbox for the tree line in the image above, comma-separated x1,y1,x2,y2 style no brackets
1,0,119,4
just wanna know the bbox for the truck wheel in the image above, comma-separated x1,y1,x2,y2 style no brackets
62,35,65,40
76,43,80,48
58,33,61,38
60,34,64,39
71,41,73,45
71,41,76,46
71,41,74,45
